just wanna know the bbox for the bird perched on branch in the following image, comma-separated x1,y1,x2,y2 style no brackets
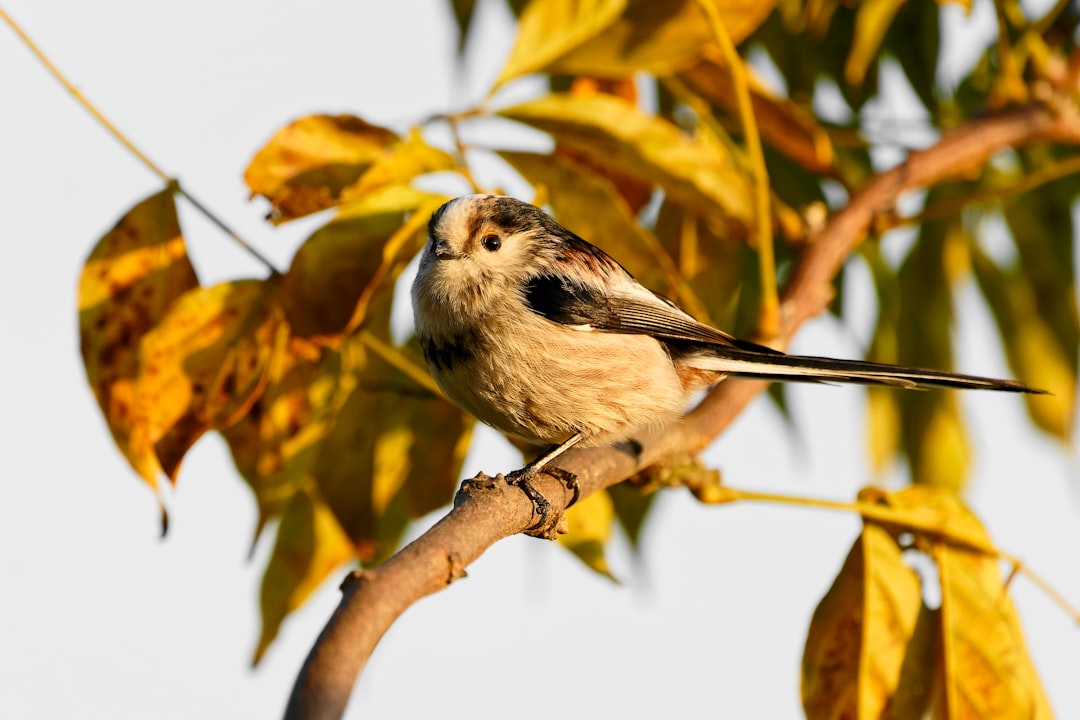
411,194,1042,525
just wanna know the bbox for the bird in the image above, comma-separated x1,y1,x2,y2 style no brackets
411,194,1043,525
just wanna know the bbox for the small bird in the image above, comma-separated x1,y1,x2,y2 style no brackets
411,194,1042,522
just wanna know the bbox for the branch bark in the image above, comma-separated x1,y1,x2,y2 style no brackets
284,100,1080,720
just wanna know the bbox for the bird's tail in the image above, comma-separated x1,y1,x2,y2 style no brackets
684,346,1045,394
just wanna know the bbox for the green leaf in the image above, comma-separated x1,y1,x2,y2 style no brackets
499,93,752,233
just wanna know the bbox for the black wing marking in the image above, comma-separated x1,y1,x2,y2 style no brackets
522,274,780,355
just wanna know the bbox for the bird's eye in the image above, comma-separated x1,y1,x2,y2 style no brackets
481,234,502,252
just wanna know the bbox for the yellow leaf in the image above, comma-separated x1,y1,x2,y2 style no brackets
556,0,775,77
557,487,617,580
136,279,287,482
339,129,456,204
78,188,199,489
495,0,627,88
253,489,354,665
971,246,1076,440
244,114,399,223
680,54,836,174
221,338,344,544
499,93,752,233
802,524,929,720
312,335,473,563
280,186,446,339
866,386,901,476
910,396,970,493
930,504,1052,719
844,0,904,86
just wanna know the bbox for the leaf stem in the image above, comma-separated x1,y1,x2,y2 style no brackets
695,0,779,338
0,6,280,276
714,486,1080,624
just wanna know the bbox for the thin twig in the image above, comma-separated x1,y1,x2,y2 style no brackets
0,7,280,276
695,0,778,338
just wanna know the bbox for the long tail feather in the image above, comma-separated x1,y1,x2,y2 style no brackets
686,347,1045,394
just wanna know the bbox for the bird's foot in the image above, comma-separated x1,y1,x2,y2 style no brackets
504,465,579,538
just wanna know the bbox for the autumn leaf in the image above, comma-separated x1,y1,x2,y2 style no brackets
495,0,627,88
679,53,836,175
802,523,929,720
555,0,775,78
845,0,905,86
499,93,752,233
280,185,445,340
558,488,617,580
221,338,344,545
135,279,287,482
78,187,199,490
254,489,354,665
921,493,1053,719
245,114,418,223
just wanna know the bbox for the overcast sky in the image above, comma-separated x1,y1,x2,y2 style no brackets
2,1,1078,718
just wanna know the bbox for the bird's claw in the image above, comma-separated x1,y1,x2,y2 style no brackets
504,465,579,537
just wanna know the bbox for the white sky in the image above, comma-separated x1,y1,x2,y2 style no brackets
2,1,1078,718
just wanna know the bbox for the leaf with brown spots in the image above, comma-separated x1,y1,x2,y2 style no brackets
221,337,344,545
78,187,199,490
136,279,287,482
244,114,400,223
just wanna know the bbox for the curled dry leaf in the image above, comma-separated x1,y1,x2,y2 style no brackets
499,93,752,234
78,187,198,489
135,279,288,482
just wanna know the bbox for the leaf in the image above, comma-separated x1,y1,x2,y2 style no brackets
970,245,1076,440
844,0,904,86
136,279,287,482
221,338,343,545
280,186,446,339
448,0,477,53
244,114,400,223
928,498,1053,719
499,93,752,233
312,335,473,563
339,129,456,205
495,0,627,88
802,524,929,720
557,486,617,580
606,482,655,550
78,188,199,489
254,489,354,665
679,55,837,175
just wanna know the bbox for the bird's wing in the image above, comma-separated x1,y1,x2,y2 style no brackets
522,273,780,354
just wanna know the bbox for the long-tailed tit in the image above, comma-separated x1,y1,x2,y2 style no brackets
411,194,1042,520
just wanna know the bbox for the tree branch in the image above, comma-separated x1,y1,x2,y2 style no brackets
284,100,1080,720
